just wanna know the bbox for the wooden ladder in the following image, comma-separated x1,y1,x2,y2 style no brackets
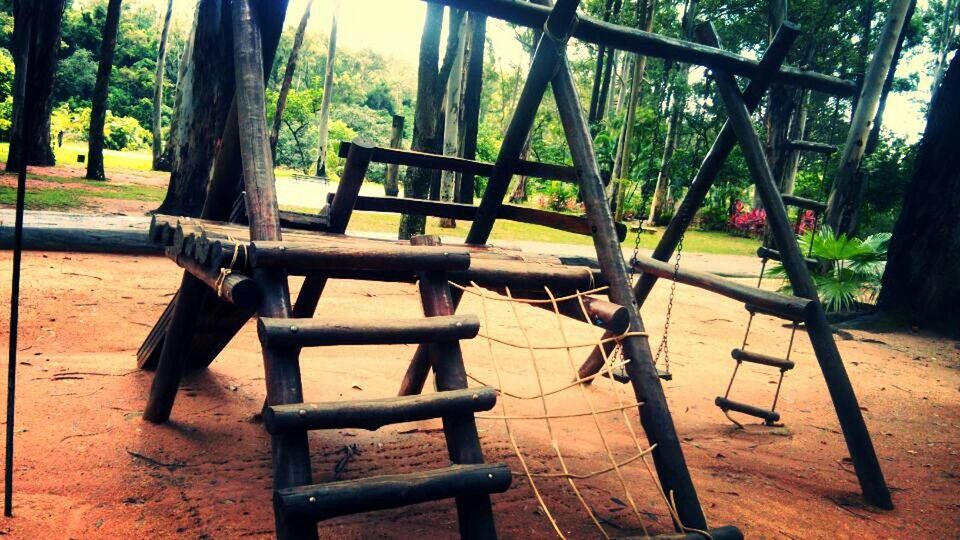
258,235,508,538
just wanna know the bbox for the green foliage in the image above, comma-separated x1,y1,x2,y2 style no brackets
50,104,150,151
537,181,578,212
766,227,891,312
0,47,12,135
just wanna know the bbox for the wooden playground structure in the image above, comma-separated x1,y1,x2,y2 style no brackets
17,0,896,538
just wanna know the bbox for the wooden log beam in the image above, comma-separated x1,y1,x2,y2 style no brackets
0,210,160,255
263,387,498,434
166,248,260,309
337,140,606,185
275,464,511,523
577,22,800,384
547,29,708,527
258,314,480,348
348,195,626,240
425,0,855,96
629,254,813,320
466,0,582,245
249,241,471,272
701,22,892,510
780,193,827,213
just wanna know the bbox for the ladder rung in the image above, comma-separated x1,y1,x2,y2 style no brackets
780,193,827,213
264,387,497,434
744,303,804,323
756,246,817,268
258,315,480,348
248,240,471,272
731,348,795,371
714,397,780,423
275,463,512,523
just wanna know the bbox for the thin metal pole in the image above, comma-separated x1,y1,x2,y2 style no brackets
5,11,33,515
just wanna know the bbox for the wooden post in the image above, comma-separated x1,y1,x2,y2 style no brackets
577,22,799,382
412,235,498,538
534,3,707,522
383,116,404,197
231,2,317,538
466,0,581,245
700,22,892,510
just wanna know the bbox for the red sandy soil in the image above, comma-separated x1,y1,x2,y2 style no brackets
0,248,957,539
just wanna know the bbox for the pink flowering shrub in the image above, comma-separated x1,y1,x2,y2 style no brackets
728,200,767,237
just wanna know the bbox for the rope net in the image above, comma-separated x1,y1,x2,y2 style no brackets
456,281,710,539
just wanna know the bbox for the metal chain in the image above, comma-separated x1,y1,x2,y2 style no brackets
653,232,683,373
617,217,647,365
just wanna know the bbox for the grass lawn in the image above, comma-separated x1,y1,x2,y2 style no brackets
0,141,760,256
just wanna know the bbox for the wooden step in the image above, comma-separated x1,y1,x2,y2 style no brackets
258,315,480,348
248,241,471,272
780,193,826,213
744,302,805,323
731,348,795,371
714,397,780,423
263,387,498,434
275,463,512,523
756,246,817,268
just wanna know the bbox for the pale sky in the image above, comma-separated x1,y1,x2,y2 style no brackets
149,0,932,142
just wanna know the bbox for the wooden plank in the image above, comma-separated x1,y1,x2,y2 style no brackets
337,140,591,184
0,210,159,255
258,314,480,348
349,195,627,240
701,21,892,510
780,193,827,213
425,0,856,96
275,464,511,523
629,253,813,320
249,241,471,272
263,387,497,433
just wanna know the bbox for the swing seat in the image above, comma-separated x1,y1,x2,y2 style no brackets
714,397,780,424
756,246,818,269
731,348,795,371
604,365,672,383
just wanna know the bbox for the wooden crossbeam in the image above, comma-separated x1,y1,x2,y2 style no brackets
424,0,856,96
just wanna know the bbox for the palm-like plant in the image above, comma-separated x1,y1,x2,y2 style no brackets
765,227,891,313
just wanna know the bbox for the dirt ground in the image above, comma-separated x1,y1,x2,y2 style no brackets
0,245,956,540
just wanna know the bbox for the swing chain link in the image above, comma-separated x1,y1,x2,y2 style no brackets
654,232,682,373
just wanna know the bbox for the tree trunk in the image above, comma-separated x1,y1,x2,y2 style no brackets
588,0,614,124
151,0,175,170
866,0,916,154
612,0,655,222
5,0,67,172
398,6,463,239
383,114,405,197
595,0,623,124
156,32,193,173
929,0,958,104
439,13,467,228
86,0,124,181
314,2,338,177
824,0,912,236
457,13,486,204
876,51,960,338
270,0,313,157
756,0,792,208
156,0,236,217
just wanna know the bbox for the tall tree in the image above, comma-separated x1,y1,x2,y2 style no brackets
866,0,916,154
398,6,463,239
439,12,466,228
156,0,235,216
457,12,487,204
929,0,958,103
876,51,960,338
824,0,913,236
761,0,794,206
611,0,656,221
314,2,338,177
5,0,68,171
151,0,175,171
86,0,124,181
270,0,313,157
647,0,698,226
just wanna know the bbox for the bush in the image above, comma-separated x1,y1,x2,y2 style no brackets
728,200,766,237
536,181,578,212
766,227,890,312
